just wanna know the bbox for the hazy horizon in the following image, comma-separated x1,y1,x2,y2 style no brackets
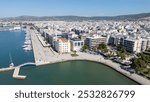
0,0,150,18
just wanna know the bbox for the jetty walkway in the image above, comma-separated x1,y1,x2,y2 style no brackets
0,62,36,80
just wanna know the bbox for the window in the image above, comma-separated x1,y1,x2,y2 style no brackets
75,42,77,46
78,42,80,46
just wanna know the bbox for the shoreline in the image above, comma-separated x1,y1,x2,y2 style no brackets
0,53,148,85
36,57,141,85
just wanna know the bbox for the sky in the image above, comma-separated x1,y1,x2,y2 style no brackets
0,0,150,18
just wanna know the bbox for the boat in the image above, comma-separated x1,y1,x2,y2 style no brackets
10,63,14,67
23,46,32,51
9,53,14,67
14,26,21,30
22,30,33,51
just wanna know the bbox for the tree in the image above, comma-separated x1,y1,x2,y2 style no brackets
103,48,109,53
148,69,150,76
116,45,127,60
146,48,150,52
82,45,89,52
130,53,150,75
120,53,126,60
98,43,109,53
98,43,107,50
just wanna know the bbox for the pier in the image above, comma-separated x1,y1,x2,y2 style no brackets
13,67,26,80
0,62,36,80
13,62,36,79
0,67,15,72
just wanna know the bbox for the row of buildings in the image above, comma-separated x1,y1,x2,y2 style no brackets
31,20,150,54
35,26,108,54
36,28,85,54
40,28,150,54
108,35,150,53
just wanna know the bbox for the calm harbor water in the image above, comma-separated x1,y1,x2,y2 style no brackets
0,30,138,85
0,30,34,68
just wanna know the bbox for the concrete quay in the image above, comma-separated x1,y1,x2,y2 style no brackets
0,66,26,80
29,28,57,65
13,67,26,80
0,67,15,73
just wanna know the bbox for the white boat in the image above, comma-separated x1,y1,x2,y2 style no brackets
22,45,28,48
24,40,31,45
10,63,14,67
14,26,21,30
23,47,32,51
9,53,14,67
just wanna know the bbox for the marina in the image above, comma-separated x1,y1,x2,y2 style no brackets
0,30,34,68
22,30,32,51
0,26,21,31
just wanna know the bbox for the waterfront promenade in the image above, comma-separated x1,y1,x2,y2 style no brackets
28,27,150,85
29,27,58,65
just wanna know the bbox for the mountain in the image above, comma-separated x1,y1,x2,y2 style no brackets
1,13,150,21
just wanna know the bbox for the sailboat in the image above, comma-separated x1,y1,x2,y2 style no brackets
9,53,14,67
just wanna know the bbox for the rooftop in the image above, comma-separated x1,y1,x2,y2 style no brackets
57,38,68,43
71,38,82,41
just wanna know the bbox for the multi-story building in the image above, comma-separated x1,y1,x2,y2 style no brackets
141,39,148,51
123,37,142,53
70,39,84,51
147,38,150,50
55,38,71,54
108,35,124,46
85,35,107,48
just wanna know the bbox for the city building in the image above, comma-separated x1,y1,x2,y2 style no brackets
108,35,124,46
55,38,71,54
123,37,142,53
141,39,148,51
146,38,150,50
70,39,84,51
85,35,107,48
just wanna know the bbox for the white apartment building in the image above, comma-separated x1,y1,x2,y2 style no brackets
55,38,71,54
147,38,150,50
141,39,148,51
85,35,107,48
123,37,142,53
70,39,84,51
